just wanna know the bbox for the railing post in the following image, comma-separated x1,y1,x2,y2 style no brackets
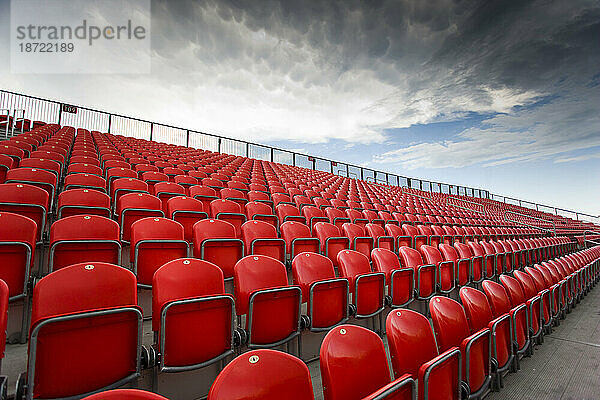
58,105,63,126
346,164,349,178
270,148,274,162
292,153,296,166
360,168,364,180
218,138,222,153
246,142,249,157
186,129,190,147
149,123,153,141
108,114,112,133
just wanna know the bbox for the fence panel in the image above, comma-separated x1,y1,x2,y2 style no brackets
153,125,187,146
273,149,293,165
221,138,246,156
189,131,219,152
248,144,271,161
315,158,331,172
111,116,151,139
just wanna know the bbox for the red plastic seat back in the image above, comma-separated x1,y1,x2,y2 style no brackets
241,220,284,262
193,219,242,279
233,255,289,316
0,183,48,241
499,274,526,307
459,287,493,332
29,262,139,399
420,244,444,264
481,280,512,317
320,325,391,400
166,196,206,242
152,258,232,366
336,249,371,289
0,211,37,298
82,389,169,399
292,252,347,329
57,188,111,219
429,296,471,352
208,350,313,400
49,215,120,272
117,192,163,242
131,217,187,285
386,309,439,378
280,221,318,257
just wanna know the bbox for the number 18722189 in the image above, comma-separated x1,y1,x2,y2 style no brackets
18,42,74,52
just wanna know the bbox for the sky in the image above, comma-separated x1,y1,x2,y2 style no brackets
0,0,599,217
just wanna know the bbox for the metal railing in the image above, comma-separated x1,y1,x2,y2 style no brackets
504,210,556,236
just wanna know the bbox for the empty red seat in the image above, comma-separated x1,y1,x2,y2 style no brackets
210,199,246,237
152,258,234,372
193,219,243,280
64,173,106,192
403,224,427,249
429,296,492,398
57,188,111,219
371,248,414,307
459,286,514,388
49,215,120,272
313,222,349,267
6,167,57,209
208,349,314,400
234,255,301,349
82,389,169,400
342,223,374,260
131,217,189,288
166,196,207,243
276,203,306,225
292,252,349,331
117,192,164,242
500,274,542,345
245,201,277,227
325,207,350,230
21,262,142,399
0,183,48,242
189,185,219,211
0,212,36,343
385,224,412,249
241,220,285,263
398,246,435,300
281,221,320,260
337,250,385,319
386,309,461,400
482,280,530,368
154,182,186,213
420,244,455,294
320,324,415,400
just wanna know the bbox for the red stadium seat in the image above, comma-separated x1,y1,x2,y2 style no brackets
429,296,492,398
152,258,234,372
208,350,314,400
210,199,246,237
386,309,461,400
193,219,244,280
21,262,142,399
241,220,285,262
337,250,385,319
166,196,207,243
371,248,414,308
82,389,169,400
116,192,164,242
281,221,320,260
131,217,189,288
313,222,350,268
459,286,514,389
57,188,111,219
49,215,121,273
320,325,415,400
234,255,301,350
